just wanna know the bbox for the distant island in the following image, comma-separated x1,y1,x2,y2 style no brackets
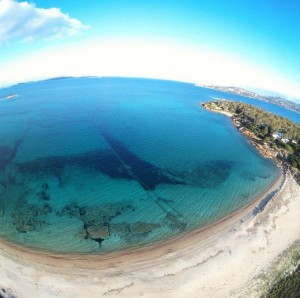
0,94,17,101
202,100,300,183
200,85,300,114
43,76,99,81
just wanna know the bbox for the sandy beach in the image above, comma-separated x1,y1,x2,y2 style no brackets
0,169,299,297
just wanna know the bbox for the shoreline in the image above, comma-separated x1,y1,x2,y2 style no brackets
1,172,299,297
0,167,284,268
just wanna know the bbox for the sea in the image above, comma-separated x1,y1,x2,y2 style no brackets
0,77,298,254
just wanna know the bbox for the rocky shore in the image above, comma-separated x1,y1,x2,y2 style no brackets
202,102,278,160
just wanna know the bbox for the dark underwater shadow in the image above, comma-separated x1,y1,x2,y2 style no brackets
17,139,185,191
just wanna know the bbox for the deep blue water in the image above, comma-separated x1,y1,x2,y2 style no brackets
0,77,287,253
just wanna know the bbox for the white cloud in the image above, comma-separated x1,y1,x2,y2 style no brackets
0,0,88,43
1,38,300,99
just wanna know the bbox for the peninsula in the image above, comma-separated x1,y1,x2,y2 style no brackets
200,85,300,114
202,100,300,183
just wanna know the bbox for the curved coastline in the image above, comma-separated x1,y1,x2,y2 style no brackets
0,99,299,297
1,169,299,298
0,167,283,268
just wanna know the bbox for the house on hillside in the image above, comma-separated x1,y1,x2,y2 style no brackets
281,138,289,144
272,132,284,139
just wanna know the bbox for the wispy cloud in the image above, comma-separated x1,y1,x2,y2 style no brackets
0,0,89,43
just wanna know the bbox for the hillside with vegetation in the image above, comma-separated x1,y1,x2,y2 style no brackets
202,100,300,181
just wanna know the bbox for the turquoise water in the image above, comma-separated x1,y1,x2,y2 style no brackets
0,77,282,253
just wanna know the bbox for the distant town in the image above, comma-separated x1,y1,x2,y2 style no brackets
200,85,300,114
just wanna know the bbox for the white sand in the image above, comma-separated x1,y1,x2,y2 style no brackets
0,173,299,298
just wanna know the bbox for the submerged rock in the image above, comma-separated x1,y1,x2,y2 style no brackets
57,201,138,246
56,203,81,218
109,223,128,235
86,225,110,241
13,211,45,233
37,182,51,201
164,213,187,230
12,201,52,233
57,202,134,227
37,190,50,201
82,202,134,224
75,229,87,240
41,182,49,191
130,221,160,235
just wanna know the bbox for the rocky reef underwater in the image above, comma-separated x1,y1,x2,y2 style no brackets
0,133,237,252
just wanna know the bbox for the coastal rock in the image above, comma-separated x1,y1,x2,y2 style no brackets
0,287,17,298
203,101,282,162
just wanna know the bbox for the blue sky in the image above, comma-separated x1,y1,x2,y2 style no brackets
0,0,300,99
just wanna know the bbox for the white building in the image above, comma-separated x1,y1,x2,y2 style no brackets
272,132,284,139
281,138,289,144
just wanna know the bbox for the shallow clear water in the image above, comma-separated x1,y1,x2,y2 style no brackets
0,77,282,253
